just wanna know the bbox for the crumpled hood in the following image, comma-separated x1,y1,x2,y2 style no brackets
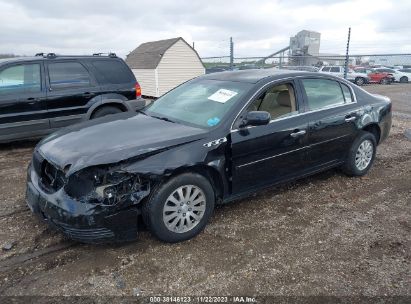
37,113,207,175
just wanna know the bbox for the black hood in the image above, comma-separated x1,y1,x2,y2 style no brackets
38,113,207,175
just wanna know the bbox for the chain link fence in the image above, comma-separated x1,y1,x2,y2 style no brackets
202,54,411,76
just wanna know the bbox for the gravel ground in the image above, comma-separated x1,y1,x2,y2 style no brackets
0,84,410,298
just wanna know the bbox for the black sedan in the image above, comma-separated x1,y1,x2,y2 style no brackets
26,70,392,243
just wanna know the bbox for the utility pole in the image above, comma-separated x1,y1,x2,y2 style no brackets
229,37,234,70
344,27,351,79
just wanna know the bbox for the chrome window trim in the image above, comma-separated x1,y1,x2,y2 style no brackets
230,75,358,133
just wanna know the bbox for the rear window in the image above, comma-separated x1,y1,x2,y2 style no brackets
330,67,340,72
91,60,135,84
48,61,91,90
302,78,346,110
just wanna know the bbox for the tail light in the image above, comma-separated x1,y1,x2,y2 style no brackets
135,82,142,98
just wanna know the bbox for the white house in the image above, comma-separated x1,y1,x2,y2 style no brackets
126,37,205,98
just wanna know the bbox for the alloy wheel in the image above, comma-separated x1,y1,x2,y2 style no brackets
355,139,373,171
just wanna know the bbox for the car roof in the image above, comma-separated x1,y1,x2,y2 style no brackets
201,69,319,84
0,55,120,67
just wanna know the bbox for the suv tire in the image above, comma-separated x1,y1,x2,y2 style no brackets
142,173,215,243
342,131,377,177
91,106,123,119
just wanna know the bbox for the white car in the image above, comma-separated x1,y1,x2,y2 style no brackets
319,66,369,86
397,68,411,82
373,68,409,83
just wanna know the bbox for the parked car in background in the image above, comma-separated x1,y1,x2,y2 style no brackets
397,68,411,81
0,53,144,143
26,70,392,243
205,66,233,74
373,67,409,83
319,66,369,86
353,67,395,85
280,66,319,72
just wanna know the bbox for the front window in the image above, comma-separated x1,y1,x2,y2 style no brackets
144,79,253,128
0,64,41,95
246,83,298,120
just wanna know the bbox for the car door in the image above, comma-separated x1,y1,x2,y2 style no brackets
0,62,48,141
45,60,100,129
299,77,360,168
230,80,310,194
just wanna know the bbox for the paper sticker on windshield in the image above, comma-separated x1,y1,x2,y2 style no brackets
208,89,238,103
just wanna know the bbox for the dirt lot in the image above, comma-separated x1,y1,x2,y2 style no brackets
0,84,410,298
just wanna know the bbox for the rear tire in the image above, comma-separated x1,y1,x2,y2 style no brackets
142,173,215,243
91,106,123,119
380,77,389,85
342,132,377,177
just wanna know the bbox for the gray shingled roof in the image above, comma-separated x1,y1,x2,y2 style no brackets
125,37,182,69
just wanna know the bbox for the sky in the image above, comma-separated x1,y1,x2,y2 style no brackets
0,0,410,59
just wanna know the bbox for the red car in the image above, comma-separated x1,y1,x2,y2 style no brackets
353,67,394,84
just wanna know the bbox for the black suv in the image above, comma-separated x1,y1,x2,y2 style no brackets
0,53,144,143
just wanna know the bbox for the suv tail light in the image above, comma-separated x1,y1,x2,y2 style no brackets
135,83,142,98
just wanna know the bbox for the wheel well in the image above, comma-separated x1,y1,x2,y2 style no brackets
91,103,127,117
168,165,224,202
363,124,381,144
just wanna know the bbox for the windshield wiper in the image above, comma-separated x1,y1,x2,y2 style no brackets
136,109,147,116
150,115,176,123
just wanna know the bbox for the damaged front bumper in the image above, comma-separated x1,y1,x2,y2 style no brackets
26,163,142,243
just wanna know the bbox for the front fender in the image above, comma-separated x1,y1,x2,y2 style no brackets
120,140,230,198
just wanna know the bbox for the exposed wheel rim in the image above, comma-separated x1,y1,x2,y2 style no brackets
162,185,206,233
356,78,364,85
355,139,373,171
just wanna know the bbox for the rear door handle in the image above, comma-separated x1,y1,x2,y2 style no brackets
83,92,93,96
345,116,356,122
26,97,39,104
290,130,306,138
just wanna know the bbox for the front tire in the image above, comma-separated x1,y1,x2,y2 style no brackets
355,77,365,86
400,76,408,83
142,173,215,243
342,132,377,176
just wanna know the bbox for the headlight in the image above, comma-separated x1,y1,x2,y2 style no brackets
65,168,148,206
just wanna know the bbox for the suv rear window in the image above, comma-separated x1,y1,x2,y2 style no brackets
48,62,91,90
91,60,135,84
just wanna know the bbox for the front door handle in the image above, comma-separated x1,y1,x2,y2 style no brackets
345,116,356,122
290,130,306,138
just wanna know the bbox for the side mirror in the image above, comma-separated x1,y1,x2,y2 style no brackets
242,111,271,127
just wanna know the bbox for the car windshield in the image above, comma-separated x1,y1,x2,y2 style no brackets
144,79,253,128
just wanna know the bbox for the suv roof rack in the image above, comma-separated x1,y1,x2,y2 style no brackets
93,52,117,58
34,53,117,59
